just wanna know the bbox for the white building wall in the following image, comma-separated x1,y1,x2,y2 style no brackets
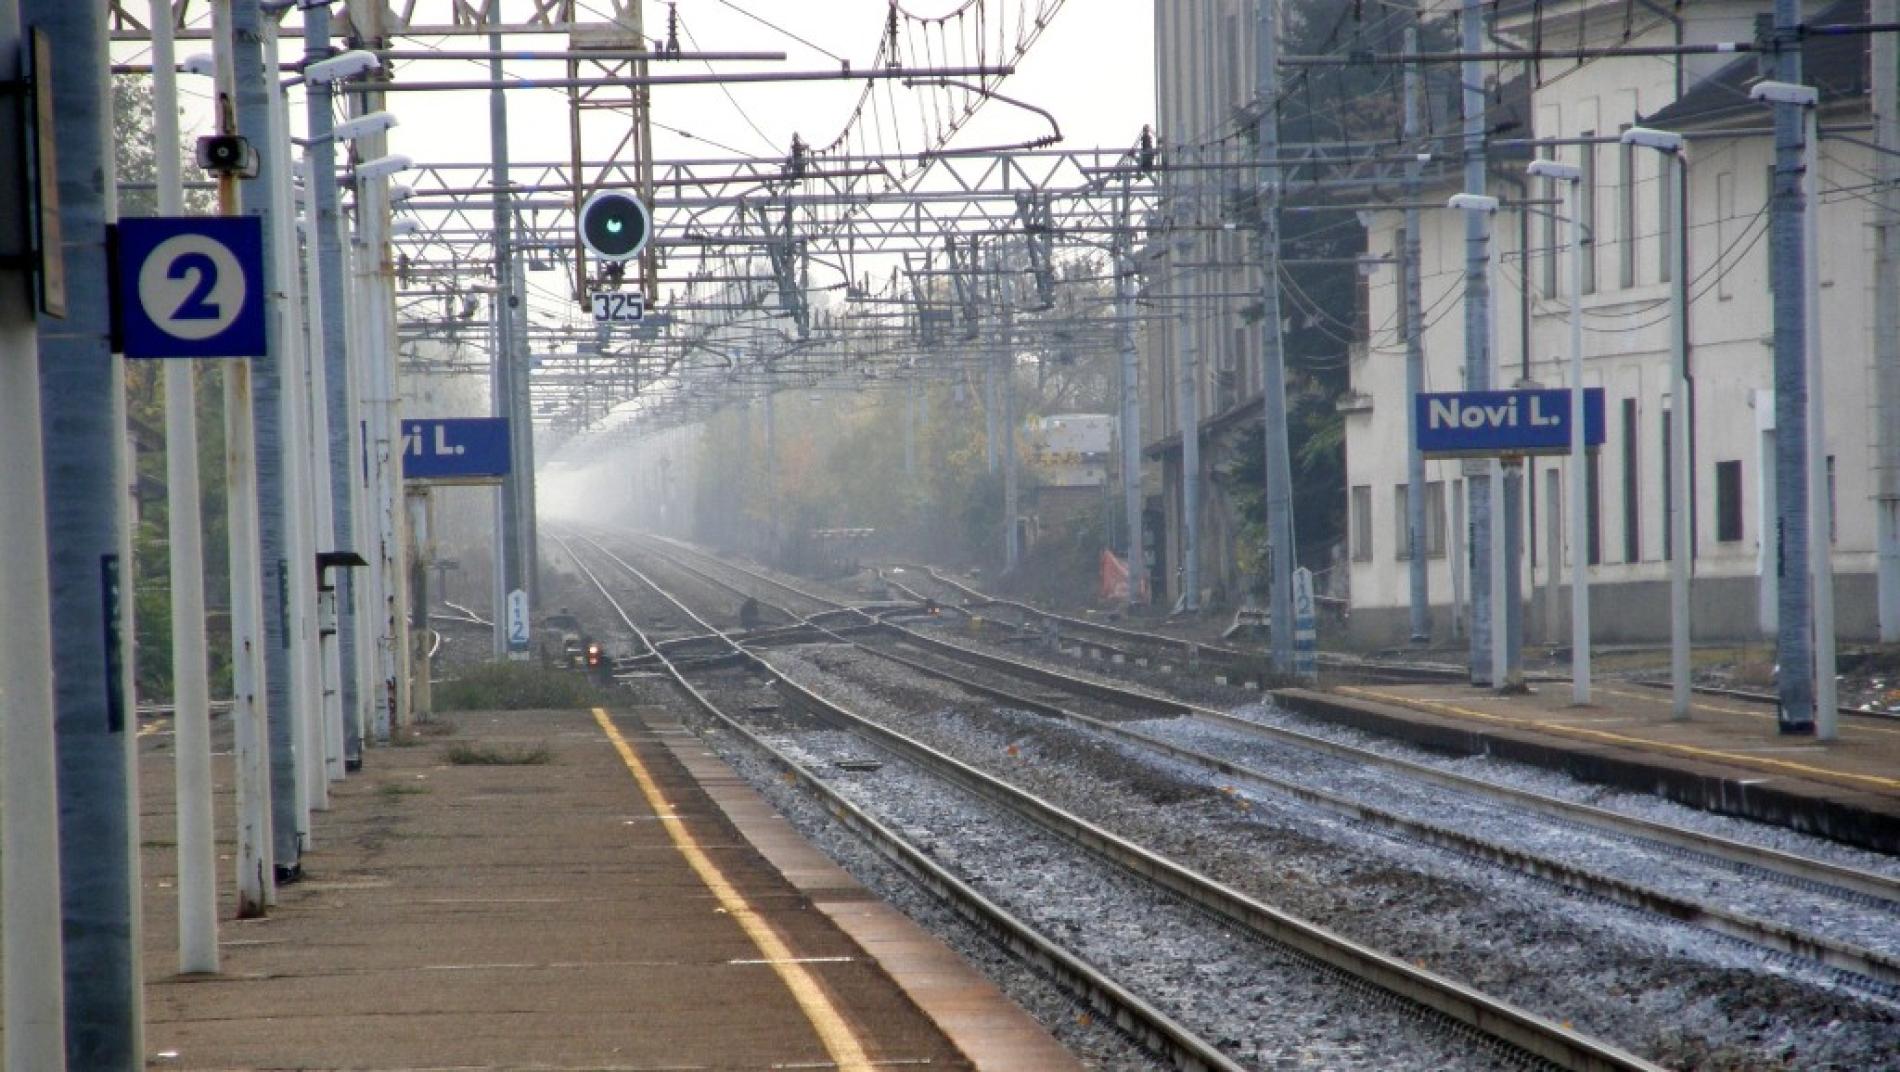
1344,1,1882,642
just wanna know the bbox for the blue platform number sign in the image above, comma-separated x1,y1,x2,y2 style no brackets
400,417,511,484
115,217,267,359
1415,388,1606,458
1291,566,1317,681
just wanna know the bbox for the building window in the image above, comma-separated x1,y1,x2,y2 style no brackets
1716,460,1744,543
1394,481,1447,560
1351,484,1373,563
1580,134,1598,295
1587,453,1602,565
1622,398,1641,562
1618,129,1637,289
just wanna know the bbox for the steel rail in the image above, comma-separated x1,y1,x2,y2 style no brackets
577,533,1662,1072
550,532,1251,1072
633,535,1900,913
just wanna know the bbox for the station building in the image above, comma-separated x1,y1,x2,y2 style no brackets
1343,0,1894,646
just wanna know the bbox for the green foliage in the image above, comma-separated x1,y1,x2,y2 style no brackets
434,662,605,711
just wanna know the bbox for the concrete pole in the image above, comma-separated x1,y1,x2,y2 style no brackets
233,0,306,878
210,0,272,921
1668,148,1692,721
1876,0,1900,642
262,9,320,836
1257,0,1297,670
1176,303,1202,612
1770,0,1816,734
149,0,219,969
1402,21,1429,644
344,218,375,745
0,0,69,1061
407,488,432,721
359,176,399,739
486,9,528,642
1117,178,1144,609
1802,105,1838,740
302,0,364,770
984,331,1000,473
24,0,142,1060
1565,173,1592,703
1461,0,1494,685
999,256,1020,571
297,172,347,785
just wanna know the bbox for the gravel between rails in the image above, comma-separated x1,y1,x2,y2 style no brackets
762,643,1900,1072
671,673,1545,1072
898,616,1900,881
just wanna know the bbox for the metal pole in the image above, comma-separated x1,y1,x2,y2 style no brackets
1000,256,1020,571
211,0,272,920
1258,0,1297,671
764,386,778,559
1771,0,1816,734
509,253,534,613
984,327,999,474
25,0,143,1059
1566,172,1592,704
1876,0,1900,642
487,4,523,650
150,0,219,970
1462,0,1495,685
0,0,69,1061
233,0,305,879
1669,148,1692,720
1802,105,1838,740
1117,177,1144,609
262,9,319,838
1402,21,1430,644
1176,301,1202,612
299,177,347,788
302,0,364,770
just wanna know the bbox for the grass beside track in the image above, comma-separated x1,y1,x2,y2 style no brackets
435,661,606,712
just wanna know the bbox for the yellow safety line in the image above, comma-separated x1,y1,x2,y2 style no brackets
591,708,874,1072
1334,688,1900,792
1592,685,1900,740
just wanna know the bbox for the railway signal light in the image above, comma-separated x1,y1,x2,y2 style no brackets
578,190,650,262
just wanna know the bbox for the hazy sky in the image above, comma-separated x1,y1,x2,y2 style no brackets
389,0,1159,168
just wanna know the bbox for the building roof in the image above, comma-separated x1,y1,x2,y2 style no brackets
1641,0,1870,130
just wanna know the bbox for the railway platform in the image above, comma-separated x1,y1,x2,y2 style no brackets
1277,680,1900,853
136,705,1080,1071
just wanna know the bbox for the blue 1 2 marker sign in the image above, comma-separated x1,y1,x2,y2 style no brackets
1415,388,1606,458
115,217,267,358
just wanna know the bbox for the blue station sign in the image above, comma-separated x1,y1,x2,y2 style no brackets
401,418,511,484
115,216,268,359
1415,388,1606,458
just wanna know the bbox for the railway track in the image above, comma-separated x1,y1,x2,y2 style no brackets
609,534,1900,989
556,530,1666,1071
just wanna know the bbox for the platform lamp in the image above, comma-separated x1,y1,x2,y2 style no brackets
1526,158,1590,704
1621,125,1692,722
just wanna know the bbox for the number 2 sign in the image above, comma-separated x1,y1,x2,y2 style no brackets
114,216,267,359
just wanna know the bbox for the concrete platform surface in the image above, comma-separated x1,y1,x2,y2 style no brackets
1277,682,1900,853
130,705,1080,1071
